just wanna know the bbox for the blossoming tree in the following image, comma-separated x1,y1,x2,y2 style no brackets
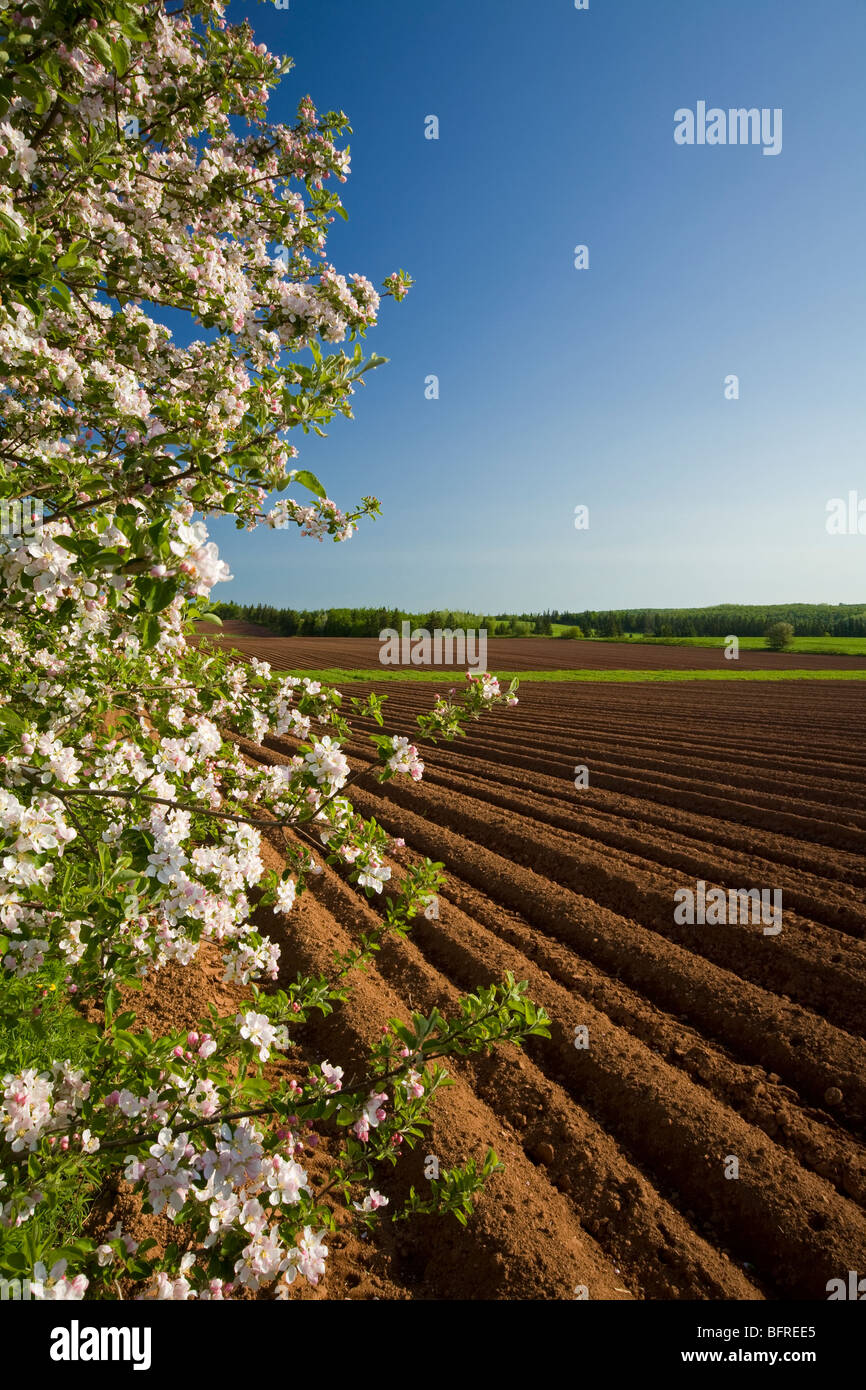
0,0,545,1298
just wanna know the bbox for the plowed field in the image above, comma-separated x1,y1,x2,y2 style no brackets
197,628,866,673
169,631,866,1297
201,677,862,1300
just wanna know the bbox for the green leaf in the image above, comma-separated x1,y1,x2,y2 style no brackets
293,469,326,499
104,985,120,1026
41,54,62,89
140,615,161,649
90,33,114,69
49,281,72,310
53,535,83,555
111,37,131,77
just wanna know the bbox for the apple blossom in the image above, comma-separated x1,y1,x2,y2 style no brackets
0,0,530,1301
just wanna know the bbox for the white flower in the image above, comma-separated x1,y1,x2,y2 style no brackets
266,1156,309,1206
353,1189,389,1214
320,1061,343,1093
236,1011,287,1062
387,735,424,781
31,1259,88,1299
292,1226,328,1285
303,736,349,790
273,877,296,914
357,859,391,893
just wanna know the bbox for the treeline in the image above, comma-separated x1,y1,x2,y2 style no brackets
212,601,866,639
554,604,866,638
212,603,548,637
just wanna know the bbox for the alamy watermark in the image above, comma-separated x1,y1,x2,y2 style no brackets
0,1273,41,1299
826,491,866,535
673,880,782,935
827,1271,866,1300
674,103,782,157
1,496,43,538
379,622,487,670
49,1319,152,1370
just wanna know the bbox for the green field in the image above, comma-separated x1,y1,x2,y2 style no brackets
280,667,866,685
549,629,866,657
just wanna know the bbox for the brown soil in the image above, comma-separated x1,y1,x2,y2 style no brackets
192,632,866,672
197,618,276,638
98,674,866,1299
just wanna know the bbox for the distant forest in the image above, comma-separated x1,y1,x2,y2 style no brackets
212,602,866,639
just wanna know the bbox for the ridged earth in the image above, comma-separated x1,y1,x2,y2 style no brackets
121,628,865,1298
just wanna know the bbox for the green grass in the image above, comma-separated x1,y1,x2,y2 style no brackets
0,965,98,1262
549,629,866,657
281,667,866,685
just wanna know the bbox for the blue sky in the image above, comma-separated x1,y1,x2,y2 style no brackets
207,0,866,611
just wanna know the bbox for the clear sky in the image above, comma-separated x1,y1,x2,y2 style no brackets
208,0,866,612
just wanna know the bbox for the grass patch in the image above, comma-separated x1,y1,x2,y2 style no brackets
551,633,866,658
0,965,99,1262
280,667,866,685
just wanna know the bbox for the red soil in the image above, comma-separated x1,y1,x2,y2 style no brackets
193,632,866,672
101,674,866,1299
